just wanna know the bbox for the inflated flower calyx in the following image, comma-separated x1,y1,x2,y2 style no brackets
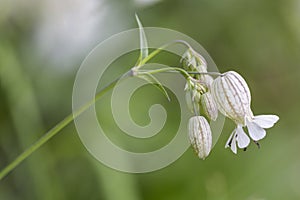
212,71,251,125
188,116,212,159
200,92,218,121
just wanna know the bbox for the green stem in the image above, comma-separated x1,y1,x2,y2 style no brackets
0,71,131,180
139,40,191,65
138,68,222,78
137,67,191,79
187,71,222,76
0,44,64,198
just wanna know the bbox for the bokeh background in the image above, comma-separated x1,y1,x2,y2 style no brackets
1,0,300,199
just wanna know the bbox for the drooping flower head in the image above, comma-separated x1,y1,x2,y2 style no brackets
211,71,279,153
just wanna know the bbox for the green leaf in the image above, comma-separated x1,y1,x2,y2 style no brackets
135,14,149,65
139,73,171,101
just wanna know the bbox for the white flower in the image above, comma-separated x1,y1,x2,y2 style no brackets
212,71,279,153
188,116,212,159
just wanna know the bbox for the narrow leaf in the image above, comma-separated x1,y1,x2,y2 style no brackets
135,14,149,64
139,73,171,101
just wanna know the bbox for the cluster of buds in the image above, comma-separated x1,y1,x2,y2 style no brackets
182,48,218,122
182,48,218,159
182,48,279,159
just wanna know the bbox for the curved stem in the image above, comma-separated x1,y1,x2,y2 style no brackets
0,71,132,180
137,67,191,79
137,67,222,79
140,40,191,65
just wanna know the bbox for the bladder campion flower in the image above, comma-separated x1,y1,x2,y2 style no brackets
188,116,212,159
211,71,279,153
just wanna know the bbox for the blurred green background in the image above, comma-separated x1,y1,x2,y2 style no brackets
1,0,300,199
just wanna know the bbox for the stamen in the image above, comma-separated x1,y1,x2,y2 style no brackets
228,137,233,147
253,141,260,149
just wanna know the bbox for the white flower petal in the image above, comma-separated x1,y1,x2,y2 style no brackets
231,135,237,154
236,125,250,148
253,115,279,129
225,131,234,148
246,119,266,141
225,131,237,154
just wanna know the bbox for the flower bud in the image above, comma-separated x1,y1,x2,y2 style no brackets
198,74,214,89
181,48,207,75
200,92,218,121
188,116,212,159
185,78,206,114
211,71,251,125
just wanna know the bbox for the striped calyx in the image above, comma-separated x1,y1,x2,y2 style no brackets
211,71,251,125
200,92,218,121
188,116,212,159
